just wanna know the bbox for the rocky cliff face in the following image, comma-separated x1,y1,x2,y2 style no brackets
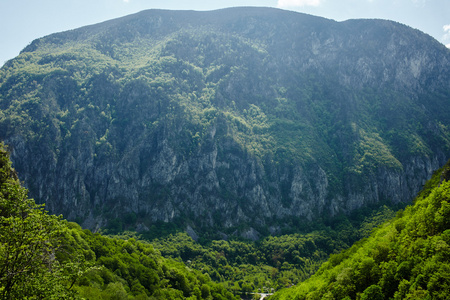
6,124,447,233
1,7,450,234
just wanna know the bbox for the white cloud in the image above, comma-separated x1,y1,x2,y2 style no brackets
277,0,322,8
443,24,450,46
446,44,450,49
123,0,130,2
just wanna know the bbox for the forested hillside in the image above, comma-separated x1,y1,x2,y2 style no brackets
0,142,237,299
0,8,449,235
271,159,450,299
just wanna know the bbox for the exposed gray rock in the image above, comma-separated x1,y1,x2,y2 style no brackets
186,225,199,242
240,227,261,241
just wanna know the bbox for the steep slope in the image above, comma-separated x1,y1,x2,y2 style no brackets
271,160,450,299
0,7,450,233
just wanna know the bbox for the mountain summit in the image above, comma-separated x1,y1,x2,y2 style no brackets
1,7,450,234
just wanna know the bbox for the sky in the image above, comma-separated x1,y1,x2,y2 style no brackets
0,0,449,67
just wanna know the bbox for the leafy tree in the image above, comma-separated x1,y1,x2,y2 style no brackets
360,284,383,300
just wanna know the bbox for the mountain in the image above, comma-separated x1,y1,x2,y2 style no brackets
1,7,450,235
271,159,450,299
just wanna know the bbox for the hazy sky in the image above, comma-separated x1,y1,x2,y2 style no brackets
1,0,449,67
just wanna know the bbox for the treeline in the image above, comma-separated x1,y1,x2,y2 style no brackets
0,142,237,300
271,160,450,299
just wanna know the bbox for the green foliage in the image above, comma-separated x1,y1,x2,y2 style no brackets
350,125,403,175
271,160,450,300
360,284,383,300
